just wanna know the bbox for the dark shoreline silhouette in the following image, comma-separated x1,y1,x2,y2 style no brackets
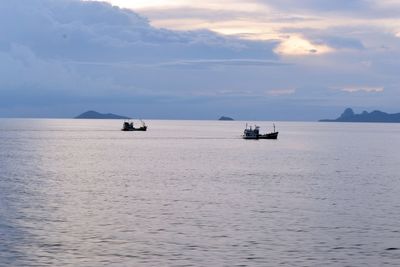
219,116,234,121
320,108,400,123
75,110,130,119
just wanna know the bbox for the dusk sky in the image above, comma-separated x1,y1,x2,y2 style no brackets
1,0,399,120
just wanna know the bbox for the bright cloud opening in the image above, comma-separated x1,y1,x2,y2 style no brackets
275,35,333,56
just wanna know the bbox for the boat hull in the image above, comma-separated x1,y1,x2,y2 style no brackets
121,126,147,131
258,132,278,139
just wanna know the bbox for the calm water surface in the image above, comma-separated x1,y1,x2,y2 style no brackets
1,119,400,266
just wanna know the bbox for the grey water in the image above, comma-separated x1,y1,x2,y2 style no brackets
1,119,400,266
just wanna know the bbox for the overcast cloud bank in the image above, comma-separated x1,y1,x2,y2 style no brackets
0,0,399,119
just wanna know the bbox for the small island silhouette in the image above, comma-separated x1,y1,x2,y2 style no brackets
219,116,234,121
75,110,130,119
320,108,400,123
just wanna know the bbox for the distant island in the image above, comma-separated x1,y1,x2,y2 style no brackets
75,110,130,119
219,116,234,121
320,108,400,123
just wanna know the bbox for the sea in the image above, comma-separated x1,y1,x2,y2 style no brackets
1,119,400,266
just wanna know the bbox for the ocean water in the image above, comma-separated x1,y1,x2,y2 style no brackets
1,119,400,266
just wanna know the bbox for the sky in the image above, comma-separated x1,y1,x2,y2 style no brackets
0,0,399,120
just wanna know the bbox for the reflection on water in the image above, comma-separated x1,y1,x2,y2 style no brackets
1,119,400,266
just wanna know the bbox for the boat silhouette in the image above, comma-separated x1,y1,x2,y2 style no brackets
121,120,147,131
243,123,278,139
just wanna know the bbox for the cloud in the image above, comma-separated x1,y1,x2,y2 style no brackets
259,0,400,18
0,0,277,62
0,0,284,117
0,0,399,120
261,0,370,12
0,0,279,75
336,86,385,93
266,89,296,96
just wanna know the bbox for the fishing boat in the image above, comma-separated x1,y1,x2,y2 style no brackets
242,123,278,139
121,120,147,131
